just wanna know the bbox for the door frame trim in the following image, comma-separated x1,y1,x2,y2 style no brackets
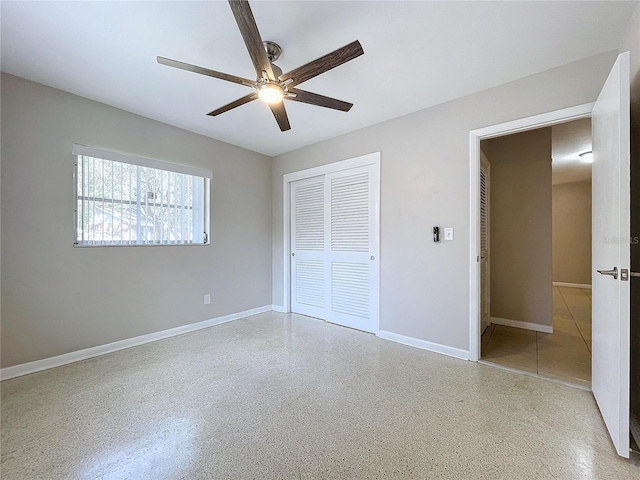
468,103,594,362
282,152,381,321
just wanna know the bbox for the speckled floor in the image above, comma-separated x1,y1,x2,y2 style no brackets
2,312,638,479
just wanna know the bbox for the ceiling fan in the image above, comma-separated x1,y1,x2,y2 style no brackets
157,0,364,132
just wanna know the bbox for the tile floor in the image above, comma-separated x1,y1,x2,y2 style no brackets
482,286,592,387
3,311,639,479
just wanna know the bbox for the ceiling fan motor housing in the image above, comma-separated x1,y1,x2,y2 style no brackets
269,62,283,80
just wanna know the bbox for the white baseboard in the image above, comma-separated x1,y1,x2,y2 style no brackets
1,305,273,381
490,316,553,334
553,282,591,289
377,330,470,361
271,304,287,313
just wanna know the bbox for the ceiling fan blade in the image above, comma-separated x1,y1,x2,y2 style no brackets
287,88,353,112
207,93,258,116
228,0,275,80
269,101,291,131
279,40,364,87
158,56,256,87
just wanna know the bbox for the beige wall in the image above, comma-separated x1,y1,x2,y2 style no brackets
0,73,273,368
272,52,617,350
0,47,627,367
552,181,592,286
483,129,553,327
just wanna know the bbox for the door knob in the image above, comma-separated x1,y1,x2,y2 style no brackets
597,267,618,280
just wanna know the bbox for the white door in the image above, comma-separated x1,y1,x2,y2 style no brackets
291,176,327,320
480,153,491,334
325,165,379,333
290,164,379,334
592,51,631,458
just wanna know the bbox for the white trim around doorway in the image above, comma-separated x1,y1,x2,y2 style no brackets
282,152,381,316
468,103,594,362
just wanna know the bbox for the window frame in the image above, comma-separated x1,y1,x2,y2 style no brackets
72,144,211,248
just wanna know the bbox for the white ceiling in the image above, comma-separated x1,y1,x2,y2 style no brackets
1,1,636,157
551,118,592,185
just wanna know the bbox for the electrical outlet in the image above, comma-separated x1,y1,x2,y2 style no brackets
204,294,211,305
444,227,454,241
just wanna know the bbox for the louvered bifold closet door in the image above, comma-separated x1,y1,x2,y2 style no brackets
325,164,379,333
480,162,490,333
291,176,328,319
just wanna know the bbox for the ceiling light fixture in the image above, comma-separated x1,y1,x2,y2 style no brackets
579,150,593,163
258,83,284,104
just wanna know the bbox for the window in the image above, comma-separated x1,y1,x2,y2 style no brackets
73,145,211,246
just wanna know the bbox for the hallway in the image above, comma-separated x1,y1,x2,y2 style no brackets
482,286,592,387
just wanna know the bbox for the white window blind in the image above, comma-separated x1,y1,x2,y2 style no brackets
73,144,211,246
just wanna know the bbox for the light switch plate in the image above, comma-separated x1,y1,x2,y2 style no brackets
444,227,454,241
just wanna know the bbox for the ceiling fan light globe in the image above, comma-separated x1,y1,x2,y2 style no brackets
258,84,284,104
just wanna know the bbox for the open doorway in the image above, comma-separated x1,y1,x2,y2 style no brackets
469,53,631,458
478,119,593,388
